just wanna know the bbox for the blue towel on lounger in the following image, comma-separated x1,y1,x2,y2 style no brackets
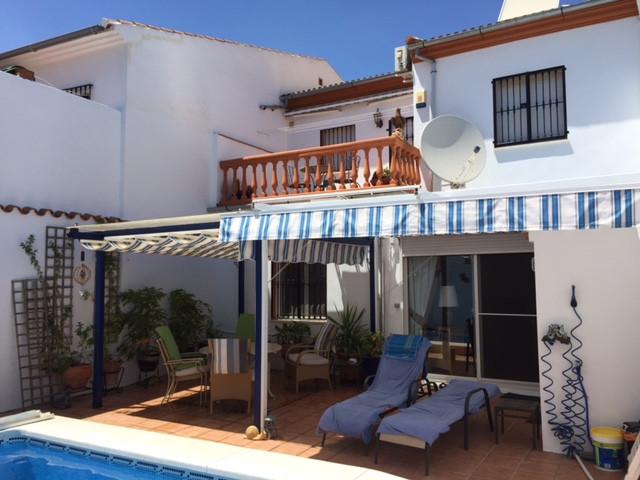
376,379,501,446
383,334,422,360
318,336,431,444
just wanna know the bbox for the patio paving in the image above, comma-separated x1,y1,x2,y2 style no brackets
51,375,622,480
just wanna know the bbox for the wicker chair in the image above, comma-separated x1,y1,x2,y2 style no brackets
285,322,337,393
208,338,253,414
155,326,207,406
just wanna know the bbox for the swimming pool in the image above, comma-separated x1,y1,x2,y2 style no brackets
0,437,220,480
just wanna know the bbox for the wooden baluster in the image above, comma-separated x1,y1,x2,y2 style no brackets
232,167,240,200
221,167,229,204
326,155,335,190
376,147,384,186
350,150,359,189
363,148,371,187
282,160,290,195
338,152,346,189
259,163,267,197
271,161,278,195
240,164,248,200
303,157,311,193
390,146,400,186
399,149,406,185
251,163,258,199
315,155,322,191
412,154,420,184
292,159,300,193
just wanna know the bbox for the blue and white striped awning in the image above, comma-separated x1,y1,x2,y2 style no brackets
239,239,367,265
220,189,638,241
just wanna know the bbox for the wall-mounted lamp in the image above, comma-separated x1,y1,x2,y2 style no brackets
373,109,383,128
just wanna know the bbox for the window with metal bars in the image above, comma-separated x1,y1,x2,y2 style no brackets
492,66,567,147
387,116,414,145
63,84,93,99
272,263,327,320
320,124,356,170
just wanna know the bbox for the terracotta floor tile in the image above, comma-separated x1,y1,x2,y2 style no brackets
271,441,314,456
196,428,234,442
220,433,253,447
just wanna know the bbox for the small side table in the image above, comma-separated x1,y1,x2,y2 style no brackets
494,394,541,449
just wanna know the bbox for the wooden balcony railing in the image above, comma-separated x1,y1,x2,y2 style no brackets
218,135,431,206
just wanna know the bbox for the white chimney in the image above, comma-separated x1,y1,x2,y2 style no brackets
498,0,560,21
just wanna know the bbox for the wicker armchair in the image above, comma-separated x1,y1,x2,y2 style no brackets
285,322,337,393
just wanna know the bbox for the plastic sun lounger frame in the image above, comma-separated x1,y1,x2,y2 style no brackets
373,386,495,476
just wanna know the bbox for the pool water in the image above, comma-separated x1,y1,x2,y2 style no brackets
0,437,220,480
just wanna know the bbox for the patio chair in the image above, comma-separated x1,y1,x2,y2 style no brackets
285,321,337,393
208,338,252,414
317,335,431,447
374,379,501,475
155,326,207,406
236,313,255,341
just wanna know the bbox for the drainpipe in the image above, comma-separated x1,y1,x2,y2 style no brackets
414,50,437,119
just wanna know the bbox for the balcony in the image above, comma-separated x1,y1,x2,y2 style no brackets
218,136,431,207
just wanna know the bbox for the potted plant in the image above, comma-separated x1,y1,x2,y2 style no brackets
167,289,217,351
274,322,311,358
61,322,93,391
362,332,385,378
116,287,166,372
328,304,367,383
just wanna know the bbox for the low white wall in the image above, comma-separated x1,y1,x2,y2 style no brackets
0,71,122,216
531,228,640,453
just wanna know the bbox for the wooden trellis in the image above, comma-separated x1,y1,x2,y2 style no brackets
12,227,74,410
105,252,121,343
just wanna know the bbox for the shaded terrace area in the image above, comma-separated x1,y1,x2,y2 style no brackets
55,376,617,480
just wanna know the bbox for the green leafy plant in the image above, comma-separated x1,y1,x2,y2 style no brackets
274,322,311,346
328,304,367,356
363,332,385,358
167,289,217,351
116,287,166,359
72,322,94,365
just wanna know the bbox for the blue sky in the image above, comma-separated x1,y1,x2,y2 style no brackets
2,0,583,80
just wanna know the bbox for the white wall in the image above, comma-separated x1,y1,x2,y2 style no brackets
413,18,640,191
0,71,122,215
531,228,640,453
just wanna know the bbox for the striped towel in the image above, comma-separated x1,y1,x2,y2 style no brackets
209,338,249,374
383,335,423,361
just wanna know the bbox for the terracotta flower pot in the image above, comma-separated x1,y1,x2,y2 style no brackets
62,364,92,391
104,359,123,389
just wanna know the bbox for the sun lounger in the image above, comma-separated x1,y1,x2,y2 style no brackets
374,379,501,475
317,335,431,446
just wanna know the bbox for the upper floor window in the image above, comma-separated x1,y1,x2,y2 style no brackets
320,124,356,171
492,66,567,147
63,84,92,100
388,116,414,145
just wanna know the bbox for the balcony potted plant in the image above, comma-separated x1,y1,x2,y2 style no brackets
274,322,311,358
116,287,166,373
328,304,366,384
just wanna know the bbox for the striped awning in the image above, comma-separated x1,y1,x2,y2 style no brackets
77,228,366,265
220,188,638,241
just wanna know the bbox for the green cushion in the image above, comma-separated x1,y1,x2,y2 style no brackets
155,325,181,361
236,313,256,341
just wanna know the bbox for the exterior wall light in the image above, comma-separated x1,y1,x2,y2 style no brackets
373,109,383,128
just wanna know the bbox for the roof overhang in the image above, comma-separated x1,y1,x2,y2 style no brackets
408,0,639,60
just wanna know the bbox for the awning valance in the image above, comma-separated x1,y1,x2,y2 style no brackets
240,239,367,265
220,188,638,241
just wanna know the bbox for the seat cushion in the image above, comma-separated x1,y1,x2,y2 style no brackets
175,365,206,377
288,352,329,366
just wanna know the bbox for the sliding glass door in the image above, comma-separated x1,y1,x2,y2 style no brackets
407,251,538,384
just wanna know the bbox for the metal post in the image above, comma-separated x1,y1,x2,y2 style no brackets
368,238,376,332
253,245,263,428
92,251,105,409
238,261,245,315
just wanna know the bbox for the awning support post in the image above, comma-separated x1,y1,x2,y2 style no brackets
92,250,106,409
238,261,245,315
369,238,376,333
253,242,269,430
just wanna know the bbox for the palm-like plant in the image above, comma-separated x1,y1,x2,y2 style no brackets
328,303,367,356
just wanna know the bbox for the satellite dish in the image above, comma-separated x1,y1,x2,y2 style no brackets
420,115,486,188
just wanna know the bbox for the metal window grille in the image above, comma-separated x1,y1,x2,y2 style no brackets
320,124,356,170
63,84,92,99
272,263,327,319
492,66,567,147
